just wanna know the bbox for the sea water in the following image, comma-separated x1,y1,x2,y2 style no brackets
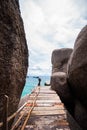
21,76,51,97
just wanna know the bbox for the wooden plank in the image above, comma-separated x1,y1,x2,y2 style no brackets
35,92,56,94
35,89,55,92
31,110,66,116
27,100,61,104
33,106,64,111
23,106,65,114
30,94,56,98
36,94,58,97
25,103,60,107
40,88,53,90
39,89,52,91
37,95,59,98
40,88,53,89
30,93,57,95
39,88,52,90
37,94,58,96
40,86,51,88
29,96,60,100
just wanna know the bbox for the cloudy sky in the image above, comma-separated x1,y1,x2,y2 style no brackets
19,0,87,76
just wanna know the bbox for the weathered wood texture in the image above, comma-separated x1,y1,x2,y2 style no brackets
13,86,71,130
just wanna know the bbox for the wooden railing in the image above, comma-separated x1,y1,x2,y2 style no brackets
0,86,40,130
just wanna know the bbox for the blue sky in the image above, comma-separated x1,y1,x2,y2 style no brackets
19,0,87,76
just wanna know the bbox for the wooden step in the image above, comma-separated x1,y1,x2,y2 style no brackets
15,86,70,129
33,106,65,111
31,109,66,116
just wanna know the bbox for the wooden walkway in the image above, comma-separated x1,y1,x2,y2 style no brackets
12,86,70,130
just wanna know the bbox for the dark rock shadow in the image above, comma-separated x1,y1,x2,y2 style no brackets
66,110,83,130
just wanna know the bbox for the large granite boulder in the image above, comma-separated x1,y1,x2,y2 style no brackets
51,48,73,73
51,72,74,115
0,0,28,127
51,48,74,115
67,25,87,107
51,72,71,101
67,25,87,129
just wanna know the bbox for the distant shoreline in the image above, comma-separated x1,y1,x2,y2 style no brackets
21,75,51,97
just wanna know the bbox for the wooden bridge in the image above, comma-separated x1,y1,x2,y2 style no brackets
11,86,70,130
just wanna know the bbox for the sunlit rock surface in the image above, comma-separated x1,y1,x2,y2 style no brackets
51,48,73,73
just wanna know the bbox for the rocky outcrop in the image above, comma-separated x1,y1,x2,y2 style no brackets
67,25,87,129
51,72,72,102
0,0,28,127
51,48,74,115
51,28,87,129
67,25,87,106
51,48,73,73
51,72,74,115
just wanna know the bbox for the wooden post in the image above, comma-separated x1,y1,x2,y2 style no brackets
2,95,9,130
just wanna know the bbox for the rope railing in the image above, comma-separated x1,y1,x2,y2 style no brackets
0,86,40,130
21,86,40,130
0,97,29,128
11,86,40,130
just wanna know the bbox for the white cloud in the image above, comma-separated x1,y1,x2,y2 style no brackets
19,0,87,76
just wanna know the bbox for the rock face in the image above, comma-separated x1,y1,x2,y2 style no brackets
51,48,73,73
67,25,87,107
51,48,74,115
51,42,87,129
0,0,28,126
51,72,71,102
51,72,74,115
67,25,87,129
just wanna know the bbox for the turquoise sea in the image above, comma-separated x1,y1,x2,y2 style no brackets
21,76,51,97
